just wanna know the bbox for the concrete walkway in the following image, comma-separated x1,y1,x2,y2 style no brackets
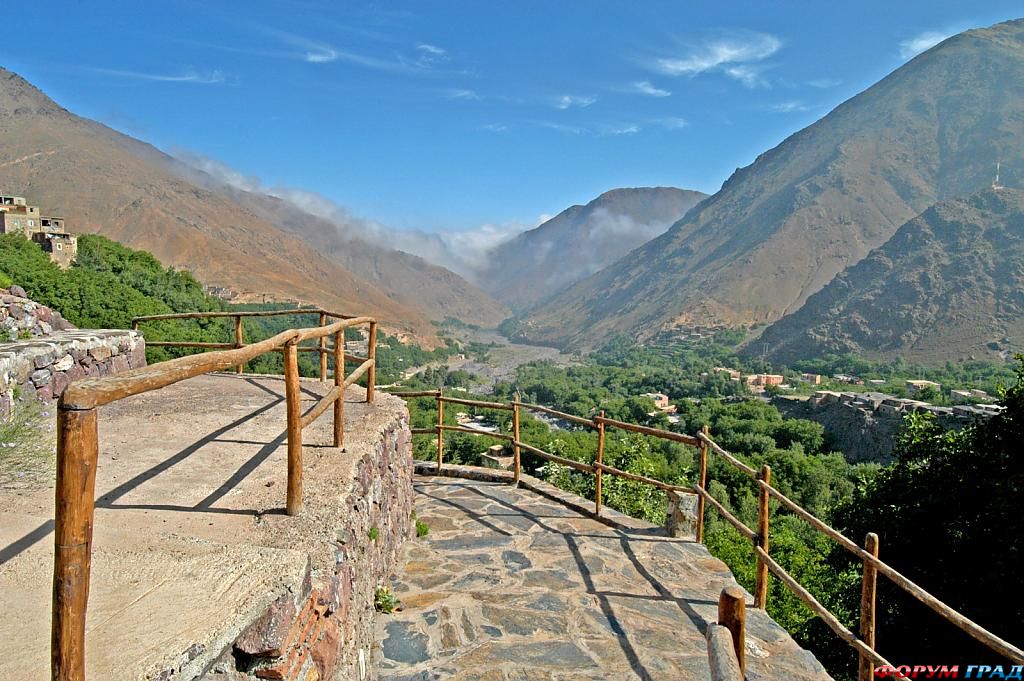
375,476,832,681
0,373,400,681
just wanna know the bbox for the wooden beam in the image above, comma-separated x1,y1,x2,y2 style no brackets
754,464,771,609
284,342,302,516
718,586,747,677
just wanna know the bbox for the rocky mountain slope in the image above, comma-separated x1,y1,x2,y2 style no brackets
755,188,1024,363
479,187,706,311
517,18,1024,350
0,68,500,340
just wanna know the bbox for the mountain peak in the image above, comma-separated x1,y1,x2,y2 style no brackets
0,67,66,117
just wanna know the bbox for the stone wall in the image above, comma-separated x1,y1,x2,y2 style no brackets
201,409,416,681
0,285,147,413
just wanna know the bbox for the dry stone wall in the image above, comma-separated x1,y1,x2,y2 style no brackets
0,286,146,413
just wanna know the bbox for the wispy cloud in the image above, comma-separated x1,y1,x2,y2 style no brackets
538,121,586,135
653,30,781,87
84,67,227,84
554,94,597,110
417,43,446,56
444,88,481,100
481,123,508,132
603,124,640,135
899,30,952,60
630,80,671,97
769,100,809,113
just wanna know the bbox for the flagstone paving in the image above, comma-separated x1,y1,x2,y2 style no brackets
374,475,832,680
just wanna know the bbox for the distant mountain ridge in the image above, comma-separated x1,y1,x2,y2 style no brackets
479,187,706,311
755,188,1024,363
0,67,504,340
517,18,1024,351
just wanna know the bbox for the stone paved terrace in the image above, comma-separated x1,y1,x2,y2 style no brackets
375,473,832,681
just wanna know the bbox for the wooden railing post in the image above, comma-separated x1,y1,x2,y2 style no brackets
366,321,377,403
333,330,344,448
859,532,880,681
595,410,605,516
52,405,99,681
436,390,444,471
719,586,747,677
234,315,244,374
754,463,772,609
284,341,302,515
697,424,709,543
512,400,521,485
318,312,328,382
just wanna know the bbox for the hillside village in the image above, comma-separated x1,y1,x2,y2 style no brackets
0,194,76,267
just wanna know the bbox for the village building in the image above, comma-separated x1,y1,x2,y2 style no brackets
0,194,77,268
799,373,822,385
713,366,741,380
746,373,784,388
906,379,942,395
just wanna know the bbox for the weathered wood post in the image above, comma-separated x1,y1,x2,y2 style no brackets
595,410,606,516
697,424,709,543
333,330,344,448
318,312,328,382
512,400,521,485
52,405,99,681
754,463,772,609
718,586,747,676
366,321,377,403
284,341,302,515
859,532,880,681
234,315,244,374
436,390,444,471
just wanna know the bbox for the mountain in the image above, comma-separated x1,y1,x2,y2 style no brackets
755,188,1024,364
0,68,500,341
479,187,706,311
517,19,1024,349
160,167,509,328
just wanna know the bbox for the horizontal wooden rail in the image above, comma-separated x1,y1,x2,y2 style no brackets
145,341,237,349
438,395,513,410
698,432,757,478
693,483,757,541
594,461,689,492
300,385,343,429
518,401,597,427
754,479,1024,663
389,390,442,398
514,439,596,474
754,546,895,669
344,353,368,363
595,415,700,446
56,310,378,681
438,424,514,440
411,427,437,435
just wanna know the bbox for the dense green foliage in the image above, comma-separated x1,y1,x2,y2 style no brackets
823,359,1024,668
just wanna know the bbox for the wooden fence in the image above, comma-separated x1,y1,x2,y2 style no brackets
51,309,377,681
391,390,1024,679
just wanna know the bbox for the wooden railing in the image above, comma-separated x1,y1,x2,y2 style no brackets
52,309,377,681
391,390,1024,678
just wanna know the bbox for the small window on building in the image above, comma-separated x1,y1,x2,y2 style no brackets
56,243,63,250
28,220,34,226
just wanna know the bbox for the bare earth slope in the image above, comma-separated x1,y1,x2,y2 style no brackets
756,188,1024,364
519,19,1024,349
482,187,706,312
0,68,436,339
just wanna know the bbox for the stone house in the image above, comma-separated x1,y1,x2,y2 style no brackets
0,194,78,267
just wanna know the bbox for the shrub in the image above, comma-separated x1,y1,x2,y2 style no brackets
415,519,429,538
374,586,399,613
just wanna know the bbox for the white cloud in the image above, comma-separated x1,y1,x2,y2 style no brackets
481,123,508,132
444,88,481,100
554,94,597,110
538,121,586,135
604,124,640,135
769,100,809,113
417,43,446,56
654,117,689,130
85,67,226,84
654,30,781,87
631,80,671,97
899,30,952,60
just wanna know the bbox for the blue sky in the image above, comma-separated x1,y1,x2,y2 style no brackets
4,1,1023,235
